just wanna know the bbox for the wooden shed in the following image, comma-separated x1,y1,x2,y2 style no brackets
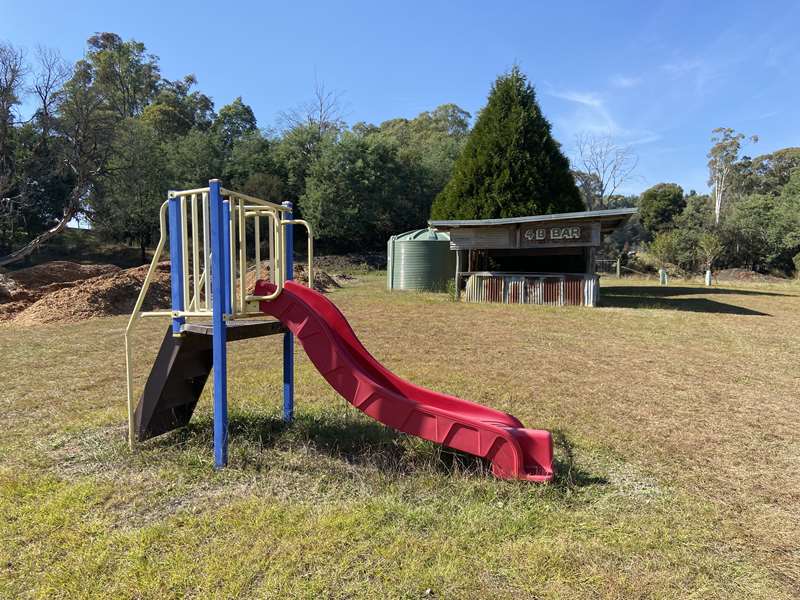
429,208,636,307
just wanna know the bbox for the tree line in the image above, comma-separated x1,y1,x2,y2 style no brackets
0,33,470,264
617,136,800,276
2,33,798,276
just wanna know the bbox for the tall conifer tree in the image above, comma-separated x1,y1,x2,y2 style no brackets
430,67,582,220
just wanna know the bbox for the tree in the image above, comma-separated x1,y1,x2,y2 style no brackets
223,131,276,187
223,130,285,204
0,41,25,201
0,43,118,267
732,147,800,197
90,119,169,263
302,131,419,250
274,122,339,210
721,179,800,273
675,191,713,233
430,67,582,220
279,78,345,138
707,128,757,225
80,33,160,119
367,103,471,221
141,75,214,138
166,128,225,190
648,231,679,269
573,170,602,211
214,97,257,150
697,232,723,274
573,132,638,210
0,45,76,254
638,183,685,237
648,229,698,273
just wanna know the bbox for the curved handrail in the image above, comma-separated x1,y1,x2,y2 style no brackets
247,218,314,301
124,200,169,448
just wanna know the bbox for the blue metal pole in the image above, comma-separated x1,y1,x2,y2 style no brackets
167,194,185,335
221,200,233,315
282,201,294,423
209,180,228,468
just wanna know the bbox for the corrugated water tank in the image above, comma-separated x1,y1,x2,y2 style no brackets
387,228,455,291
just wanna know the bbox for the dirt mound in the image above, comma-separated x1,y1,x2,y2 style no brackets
244,262,340,294
313,253,386,272
12,263,171,326
0,273,17,301
7,261,120,289
716,268,787,283
4,255,350,326
0,261,123,322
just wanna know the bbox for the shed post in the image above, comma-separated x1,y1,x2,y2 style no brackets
585,246,596,275
454,249,461,300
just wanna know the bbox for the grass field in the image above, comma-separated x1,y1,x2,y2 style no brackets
1,275,798,598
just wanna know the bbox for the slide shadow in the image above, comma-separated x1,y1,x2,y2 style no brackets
162,412,608,487
550,429,608,490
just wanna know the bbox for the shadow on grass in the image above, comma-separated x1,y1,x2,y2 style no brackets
152,412,608,489
601,286,772,315
604,285,789,298
550,429,608,490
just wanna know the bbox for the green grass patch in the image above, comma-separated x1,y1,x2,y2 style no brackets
1,275,798,597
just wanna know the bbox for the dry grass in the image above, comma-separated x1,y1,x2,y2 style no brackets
0,275,798,598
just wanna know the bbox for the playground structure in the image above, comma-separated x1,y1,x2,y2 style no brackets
125,180,554,482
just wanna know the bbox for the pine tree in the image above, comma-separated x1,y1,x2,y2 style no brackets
430,67,583,220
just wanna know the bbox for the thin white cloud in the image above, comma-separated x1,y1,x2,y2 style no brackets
661,58,719,96
661,58,705,76
754,110,779,121
610,75,642,89
547,89,604,108
546,85,660,148
626,132,662,146
546,87,618,135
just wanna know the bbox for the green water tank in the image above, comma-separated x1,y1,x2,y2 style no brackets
387,228,455,291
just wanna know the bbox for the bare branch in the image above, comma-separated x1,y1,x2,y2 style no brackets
574,132,639,210
30,46,70,130
279,76,345,136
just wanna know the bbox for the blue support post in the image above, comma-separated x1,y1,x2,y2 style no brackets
221,200,233,315
167,194,185,335
209,180,229,468
282,201,294,422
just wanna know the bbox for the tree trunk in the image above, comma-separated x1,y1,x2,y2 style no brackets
140,241,147,265
0,183,84,268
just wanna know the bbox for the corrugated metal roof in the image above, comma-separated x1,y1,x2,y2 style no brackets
429,207,637,229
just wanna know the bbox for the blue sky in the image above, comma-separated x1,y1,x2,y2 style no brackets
2,0,798,194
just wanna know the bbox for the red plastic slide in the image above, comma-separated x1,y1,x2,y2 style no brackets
256,280,554,482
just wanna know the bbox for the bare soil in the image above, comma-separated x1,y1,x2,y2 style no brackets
11,263,172,325
0,261,123,322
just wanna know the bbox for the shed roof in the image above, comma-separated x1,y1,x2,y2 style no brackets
429,207,637,233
